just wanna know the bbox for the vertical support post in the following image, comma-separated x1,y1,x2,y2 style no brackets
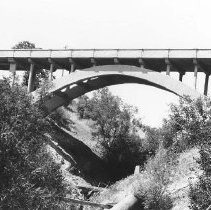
204,73,210,96
194,63,198,89
114,58,119,64
166,64,170,75
179,72,185,82
12,71,16,87
8,58,17,87
71,63,75,73
69,58,75,73
49,63,54,81
91,58,97,67
138,58,145,70
165,58,170,76
27,60,35,93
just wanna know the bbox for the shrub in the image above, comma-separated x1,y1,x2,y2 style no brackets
134,147,175,210
162,96,211,151
189,143,211,210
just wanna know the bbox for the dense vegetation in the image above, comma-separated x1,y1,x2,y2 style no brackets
0,78,76,209
3,66,211,209
76,88,160,180
76,90,211,209
157,96,211,209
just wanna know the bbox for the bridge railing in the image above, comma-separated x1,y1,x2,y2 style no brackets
1,49,211,59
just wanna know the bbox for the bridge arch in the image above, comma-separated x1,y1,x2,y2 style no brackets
40,65,201,112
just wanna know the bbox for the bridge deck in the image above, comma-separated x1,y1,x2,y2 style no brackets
1,49,211,72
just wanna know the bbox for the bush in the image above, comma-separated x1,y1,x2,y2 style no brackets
162,96,211,152
134,147,175,210
0,78,67,209
189,143,211,209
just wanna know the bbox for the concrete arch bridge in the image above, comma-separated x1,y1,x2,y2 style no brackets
41,65,201,113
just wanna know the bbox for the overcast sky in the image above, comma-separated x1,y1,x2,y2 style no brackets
0,0,210,127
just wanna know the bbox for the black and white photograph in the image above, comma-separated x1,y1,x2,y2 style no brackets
0,0,211,209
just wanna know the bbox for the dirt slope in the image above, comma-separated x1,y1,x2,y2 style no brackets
86,148,202,210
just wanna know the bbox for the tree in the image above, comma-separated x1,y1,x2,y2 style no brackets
156,95,211,209
76,88,149,180
12,40,36,49
12,41,49,90
0,78,66,209
161,96,211,151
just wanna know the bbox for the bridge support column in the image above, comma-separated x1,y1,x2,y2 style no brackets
71,63,75,73
114,58,119,64
138,58,145,70
165,58,170,75
204,73,210,96
27,59,35,93
69,58,75,73
8,58,17,86
179,71,185,82
193,62,198,90
49,63,54,81
48,58,56,80
91,58,97,66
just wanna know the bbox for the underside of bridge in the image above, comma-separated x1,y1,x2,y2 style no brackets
36,65,201,113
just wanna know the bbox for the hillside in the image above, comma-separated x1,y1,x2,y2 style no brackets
46,106,203,209
81,148,201,210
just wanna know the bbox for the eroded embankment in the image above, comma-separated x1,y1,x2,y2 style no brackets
48,124,111,185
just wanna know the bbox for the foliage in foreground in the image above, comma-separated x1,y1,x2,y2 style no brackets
0,79,68,209
162,96,211,151
133,147,175,210
160,96,211,209
189,143,211,210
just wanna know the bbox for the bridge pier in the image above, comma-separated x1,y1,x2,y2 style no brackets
179,71,185,82
114,58,119,64
49,63,54,81
138,58,145,70
204,73,210,96
193,61,198,90
27,59,35,92
8,58,17,86
69,58,75,73
91,58,97,66
165,58,171,75
48,59,55,81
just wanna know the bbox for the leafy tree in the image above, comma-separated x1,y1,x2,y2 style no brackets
76,88,155,180
12,40,36,49
0,78,67,209
141,126,161,155
161,96,211,151
12,41,49,90
157,95,211,209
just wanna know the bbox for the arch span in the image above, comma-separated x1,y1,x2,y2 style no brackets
40,65,201,112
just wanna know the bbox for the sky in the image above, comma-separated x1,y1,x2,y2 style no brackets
0,0,211,127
